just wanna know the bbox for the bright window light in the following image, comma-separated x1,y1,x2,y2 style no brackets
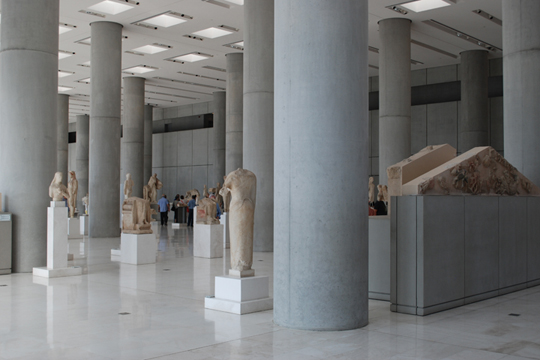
123,65,158,74
58,70,75,78
58,86,73,92
88,0,133,15
224,0,244,5
235,41,244,47
142,14,187,28
172,53,212,63
131,44,170,55
58,51,74,60
193,27,234,39
400,0,450,12
59,25,73,34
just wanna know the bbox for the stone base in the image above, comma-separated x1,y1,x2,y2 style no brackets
120,233,156,265
205,275,273,315
229,269,255,278
68,218,82,239
194,224,223,258
33,266,82,278
220,213,230,249
80,215,88,235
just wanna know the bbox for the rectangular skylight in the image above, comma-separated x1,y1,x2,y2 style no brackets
136,12,191,28
171,52,213,63
59,23,76,34
223,40,244,50
58,86,74,92
88,0,133,15
399,0,450,13
224,0,244,5
193,27,233,39
76,78,91,84
58,70,75,78
59,50,75,60
123,65,158,74
131,43,171,55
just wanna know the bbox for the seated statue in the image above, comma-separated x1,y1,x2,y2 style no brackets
143,173,163,203
196,198,220,225
122,197,153,234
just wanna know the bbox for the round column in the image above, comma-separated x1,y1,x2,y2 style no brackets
89,21,122,238
503,0,540,184
460,50,489,153
274,0,369,330
0,0,59,272
57,94,69,177
225,53,244,174
121,77,145,198
76,114,89,213
378,18,411,185
143,105,153,185
213,91,226,186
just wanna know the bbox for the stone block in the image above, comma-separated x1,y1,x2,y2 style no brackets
499,197,527,288
120,233,157,265
205,275,273,314
194,224,223,258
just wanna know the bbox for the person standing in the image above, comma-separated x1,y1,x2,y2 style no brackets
187,195,197,227
158,194,170,226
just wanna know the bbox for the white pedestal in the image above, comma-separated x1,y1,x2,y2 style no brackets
220,213,230,249
68,218,82,239
80,215,88,235
120,233,157,265
151,221,159,237
33,202,82,278
205,276,273,314
172,223,180,229
194,224,224,258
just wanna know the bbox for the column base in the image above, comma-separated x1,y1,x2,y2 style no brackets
120,233,156,265
33,266,82,278
194,224,224,258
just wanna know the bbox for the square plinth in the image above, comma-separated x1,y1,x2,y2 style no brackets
194,224,223,259
68,218,82,239
33,266,82,278
220,213,230,249
80,215,88,235
120,233,157,265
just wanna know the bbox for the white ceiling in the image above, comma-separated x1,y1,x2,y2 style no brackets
53,0,503,120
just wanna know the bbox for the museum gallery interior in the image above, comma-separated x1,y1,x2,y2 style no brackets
2,0,540,359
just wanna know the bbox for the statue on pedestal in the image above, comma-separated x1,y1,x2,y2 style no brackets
124,173,134,200
196,198,220,225
222,175,231,212
49,172,69,202
67,171,78,218
143,173,162,203
216,182,224,209
122,197,153,234
82,193,89,215
203,184,209,198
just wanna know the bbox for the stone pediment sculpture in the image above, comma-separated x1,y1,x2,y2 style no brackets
402,146,540,196
143,173,162,203
49,172,69,202
124,173,134,199
196,198,220,225
122,197,153,234
220,168,257,277
67,171,78,218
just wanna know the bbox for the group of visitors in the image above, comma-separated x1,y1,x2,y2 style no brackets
156,190,222,227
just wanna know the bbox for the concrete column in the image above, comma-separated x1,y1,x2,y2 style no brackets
459,50,489,153
57,94,69,177
503,0,540,185
143,105,153,185
121,77,145,198
212,91,226,186
0,0,59,272
274,0,369,330
76,115,89,213
225,53,243,174
243,0,274,252
378,18,411,185
89,21,122,238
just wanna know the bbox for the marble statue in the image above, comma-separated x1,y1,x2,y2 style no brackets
185,189,201,205
196,198,220,225
49,172,69,202
122,197,153,234
220,168,257,277
124,173,134,199
368,177,375,204
82,193,89,215
143,173,163,203
222,175,231,212
203,184,209,198
382,185,389,202
67,171,78,218
215,182,224,209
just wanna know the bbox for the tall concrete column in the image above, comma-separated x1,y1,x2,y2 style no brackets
0,0,59,272
378,18,411,185
76,115,89,213
225,53,243,174
243,0,274,252
459,50,489,153
121,77,145,198
503,0,540,185
274,0,369,330
89,21,122,238
213,91,226,186
57,94,69,177
143,105,153,185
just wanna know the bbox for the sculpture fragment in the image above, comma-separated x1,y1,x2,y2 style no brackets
67,171,78,218
49,172,69,202
122,197,153,234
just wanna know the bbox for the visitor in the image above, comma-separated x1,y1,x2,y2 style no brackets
172,194,181,223
187,195,197,227
158,194,170,226
209,192,222,220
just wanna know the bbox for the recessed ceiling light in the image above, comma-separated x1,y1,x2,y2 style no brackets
58,86,74,92
58,70,75,78
223,0,244,4
59,23,76,34
170,52,213,63
75,37,92,46
399,0,450,13
88,0,133,15
131,43,171,55
133,11,192,29
193,27,233,39
76,78,91,84
59,50,75,60
123,65,159,74
223,40,244,50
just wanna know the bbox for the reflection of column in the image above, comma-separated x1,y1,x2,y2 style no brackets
378,18,411,185
243,0,274,252
460,50,489,153
89,21,122,238
213,91,226,186
274,0,369,330
225,53,243,174
143,105,153,185
76,114,89,213
0,0,59,271
57,94,69,177
503,0,540,185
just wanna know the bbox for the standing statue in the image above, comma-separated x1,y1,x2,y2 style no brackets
203,184,209,198
220,168,257,277
82,193,89,215
124,173,134,200
216,182,224,209
368,177,375,204
49,172,69,202
143,173,163,203
67,171,78,218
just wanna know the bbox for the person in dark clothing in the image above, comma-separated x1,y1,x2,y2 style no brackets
187,195,197,227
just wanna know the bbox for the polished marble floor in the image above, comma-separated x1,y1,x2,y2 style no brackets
1,225,540,359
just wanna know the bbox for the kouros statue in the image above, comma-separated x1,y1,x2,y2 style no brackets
82,193,89,215
219,168,257,277
196,198,220,225
122,197,153,234
49,172,69,202
67,171,78,218
124,173,134,199
368,177,375,204
143,173,163,203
